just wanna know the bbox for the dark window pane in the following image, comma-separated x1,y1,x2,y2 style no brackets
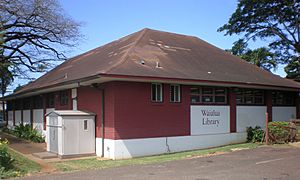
157,84,161,101
151,84,156,101
34,96,44,109
60,91,69,106
235,89,243,95
236,96,243,104
190,87,200,94
171,85,180,102
245,96,254,104
284,95,294,105
47,94,55,108
215,88,225,95
84,120,88,130
202,96,213,102
190,96,200,103
215,96,226,103
202,88,213,94
254,97,263,104
170,85,175,102
175,85,180,102
254,90,263,96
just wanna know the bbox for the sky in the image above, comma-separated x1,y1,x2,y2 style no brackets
10,0,286,92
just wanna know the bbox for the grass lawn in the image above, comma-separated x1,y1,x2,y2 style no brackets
54,143,260,172
0,148,41,179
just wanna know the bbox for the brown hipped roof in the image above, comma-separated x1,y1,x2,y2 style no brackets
12,28,300,95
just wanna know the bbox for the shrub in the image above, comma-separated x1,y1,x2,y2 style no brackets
246,126,264,143
0,138,14,170
268,121,290,143
0,168,20,179
12,124,45,143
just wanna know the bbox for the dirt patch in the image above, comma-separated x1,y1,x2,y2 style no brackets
289,142,300,148
186,151,227,159
231,147,250,151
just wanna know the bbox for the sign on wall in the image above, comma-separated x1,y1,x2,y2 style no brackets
190,106,230,135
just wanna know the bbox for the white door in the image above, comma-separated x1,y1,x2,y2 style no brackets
49,126,59,153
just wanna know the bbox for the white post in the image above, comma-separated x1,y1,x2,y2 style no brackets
72,88,77,110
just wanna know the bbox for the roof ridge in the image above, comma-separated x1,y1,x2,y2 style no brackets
105,28,148,73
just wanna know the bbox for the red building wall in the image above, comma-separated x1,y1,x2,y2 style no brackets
112,81,190,140
77,81,190,140
77,86,103,138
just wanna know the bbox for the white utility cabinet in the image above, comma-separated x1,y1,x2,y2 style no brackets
46,110,95,158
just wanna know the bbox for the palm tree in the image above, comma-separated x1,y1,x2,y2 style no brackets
241,47,278,72
227,40,279,72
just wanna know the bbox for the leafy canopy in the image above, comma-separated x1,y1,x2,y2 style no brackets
218,0,300,79
227,39,279,72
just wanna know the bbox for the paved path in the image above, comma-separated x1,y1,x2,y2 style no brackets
20,145,300,180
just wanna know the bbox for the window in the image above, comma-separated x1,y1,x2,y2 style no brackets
15,99,22,110
34,96,43,109
190,86,227,104
83,120,88,130
235,88,264,105
46,93,55,108
23,98,31,110
60,91,69,106
272,91,295,106
170,84,181,102
7,101,13,111
151,83,163,102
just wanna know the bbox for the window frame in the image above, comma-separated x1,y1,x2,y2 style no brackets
151,83,163,102
83,120,88,131
59,90,69,106
170,84,181,103
235,88,265,105
272,91,295,106
34,96,44,109
23,98,31,110
46,93,55,108
190,86,227,105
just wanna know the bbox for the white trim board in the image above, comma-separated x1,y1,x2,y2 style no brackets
96,132,247,159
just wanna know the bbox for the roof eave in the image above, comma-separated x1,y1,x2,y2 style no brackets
2,74,299,101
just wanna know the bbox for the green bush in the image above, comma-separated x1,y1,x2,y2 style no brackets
0,168,20,179
246,126,264,143
0,138,14,170
12,124,45,143
268,121,289,143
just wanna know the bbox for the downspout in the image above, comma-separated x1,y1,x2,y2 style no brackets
91,83,105,158
101,89,105,157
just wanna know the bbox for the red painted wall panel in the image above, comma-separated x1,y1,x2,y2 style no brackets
103,83,116,139
77,85,116,139
229,88,236,133
112,81,190,140
266,90,272,122
77,86,103,138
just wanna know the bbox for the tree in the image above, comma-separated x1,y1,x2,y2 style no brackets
0,26,13,123
218,0,300,78
284,56,300,81
0,0,81,77
227,40,279,71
